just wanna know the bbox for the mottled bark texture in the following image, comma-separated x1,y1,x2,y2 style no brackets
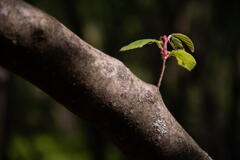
0,0,213,159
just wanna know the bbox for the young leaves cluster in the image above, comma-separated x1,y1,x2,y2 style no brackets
120,33,196,71
120,33,196,88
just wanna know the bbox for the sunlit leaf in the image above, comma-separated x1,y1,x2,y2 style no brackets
120,39,159,51
170,49,196,71
169,37,184,49
171,33,194,52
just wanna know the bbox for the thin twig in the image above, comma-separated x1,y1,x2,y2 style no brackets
157,59,166,88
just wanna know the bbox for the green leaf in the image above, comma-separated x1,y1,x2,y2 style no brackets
170,49,196,71
120,39,159,52
171,33,194,52
169,37,184,49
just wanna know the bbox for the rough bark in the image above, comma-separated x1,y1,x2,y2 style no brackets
0,0,213,159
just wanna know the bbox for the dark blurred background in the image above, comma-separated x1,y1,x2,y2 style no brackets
0,0,239,160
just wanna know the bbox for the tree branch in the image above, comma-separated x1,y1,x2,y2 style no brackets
0,0,212,159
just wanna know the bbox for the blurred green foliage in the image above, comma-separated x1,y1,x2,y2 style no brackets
1,0,239,160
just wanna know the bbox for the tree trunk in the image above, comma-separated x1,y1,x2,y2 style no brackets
0,0,212,159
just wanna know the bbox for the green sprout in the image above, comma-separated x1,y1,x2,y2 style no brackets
120,33,196,89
